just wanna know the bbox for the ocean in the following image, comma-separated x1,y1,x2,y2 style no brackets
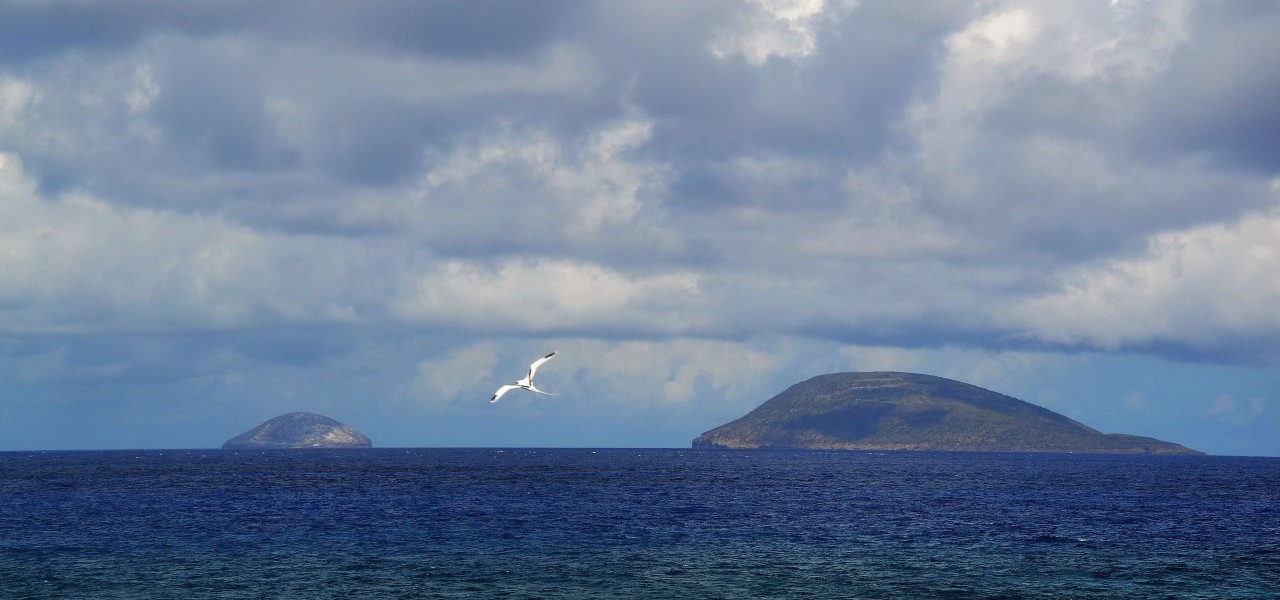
1,449,1277,599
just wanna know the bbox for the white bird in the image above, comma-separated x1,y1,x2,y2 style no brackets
490,351,558,403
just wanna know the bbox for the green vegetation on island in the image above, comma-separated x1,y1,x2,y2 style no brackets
693,372,1202,455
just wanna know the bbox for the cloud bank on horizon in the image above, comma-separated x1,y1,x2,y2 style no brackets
1,0,1278,454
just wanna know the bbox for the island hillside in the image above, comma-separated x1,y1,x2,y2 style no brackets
222,412,372,449
693,372,1202,455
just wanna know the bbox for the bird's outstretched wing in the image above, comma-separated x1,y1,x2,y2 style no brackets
490,384,521,403
526,351,557,381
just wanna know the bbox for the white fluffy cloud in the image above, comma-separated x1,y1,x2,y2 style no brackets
905,0,1244,254
411,340,503,408
0,75,34,130
711,0,839,65
1013,196,1280,358
393,258,703,335
0,154,370,332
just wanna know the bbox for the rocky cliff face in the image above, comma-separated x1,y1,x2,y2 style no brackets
222,412,372,449
694,372,1202,455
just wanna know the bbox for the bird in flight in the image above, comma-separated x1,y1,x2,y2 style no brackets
490,351,558,403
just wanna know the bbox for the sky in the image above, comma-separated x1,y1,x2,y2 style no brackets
1,0,1278,456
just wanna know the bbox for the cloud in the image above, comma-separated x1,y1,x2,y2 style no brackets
0,75,34,129
903,0,1276,263
2,1,1280,453
1208,393,1268,432
410,117,672,248
393,258,703,336
1133,1,1280,171
394,335,805,426
1209,394,1238,416
582,338,779,405
2,0,1275,361
0,154,374,332
710,0,835,66
1013,192,1280,362
0,2,583,64
412,341,502,408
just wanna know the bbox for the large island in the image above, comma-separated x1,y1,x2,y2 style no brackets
693,372,1202,454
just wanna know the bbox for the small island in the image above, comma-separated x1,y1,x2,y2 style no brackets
222,412,372,449
694,372,1202,455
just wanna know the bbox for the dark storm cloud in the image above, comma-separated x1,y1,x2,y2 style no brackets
2,6,608,222
0,1,214,64
1133,1,1280,171
0,0,583,64
291,0,588,59
614,1,965,176
149,50,299,172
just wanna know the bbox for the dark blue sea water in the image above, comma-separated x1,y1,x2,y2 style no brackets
2,449,1277,599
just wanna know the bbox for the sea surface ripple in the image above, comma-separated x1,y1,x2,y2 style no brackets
2,449,1277,598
